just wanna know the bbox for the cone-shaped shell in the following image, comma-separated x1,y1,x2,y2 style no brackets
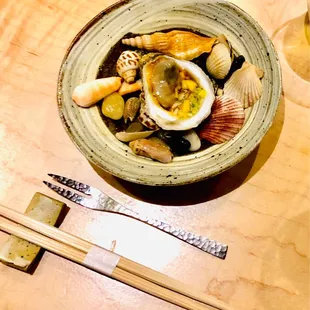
206,43,232,79
123,33,170,52
118,80,142,96
122,30,217,61
224,62,264,108
116,51,140,83
72,77,122,107
199,95,245,144
123,97,141,123
115,130,155,142
129,139,173,163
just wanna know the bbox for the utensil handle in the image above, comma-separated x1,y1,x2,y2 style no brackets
138,216,228,259
99,199,228,259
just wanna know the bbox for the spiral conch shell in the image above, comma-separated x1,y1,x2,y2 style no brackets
199,95,245,144
116,51,140,83
122,30,217,61
224,62,264,108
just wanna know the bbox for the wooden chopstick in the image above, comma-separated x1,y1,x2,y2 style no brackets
0,204,231,310
0,216,212,310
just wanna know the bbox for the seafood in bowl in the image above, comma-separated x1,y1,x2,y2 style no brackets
71,30,264,164
58,0,282,186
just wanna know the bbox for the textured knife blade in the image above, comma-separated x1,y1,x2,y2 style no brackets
94,193,228,259
44,178,228,259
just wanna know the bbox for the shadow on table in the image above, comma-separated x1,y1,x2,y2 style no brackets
91,96,285,206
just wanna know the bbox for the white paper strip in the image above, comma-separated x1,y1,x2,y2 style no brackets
83,245,120,276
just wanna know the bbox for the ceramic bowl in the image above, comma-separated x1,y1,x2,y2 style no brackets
57,0,281,186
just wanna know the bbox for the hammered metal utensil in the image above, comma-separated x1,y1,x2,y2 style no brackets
44,174,228,259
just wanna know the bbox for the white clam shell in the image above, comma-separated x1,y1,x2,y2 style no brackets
206,43,232,79
183,130,201,151
224,62,263,108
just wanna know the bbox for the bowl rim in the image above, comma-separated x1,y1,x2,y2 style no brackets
57,0,282,186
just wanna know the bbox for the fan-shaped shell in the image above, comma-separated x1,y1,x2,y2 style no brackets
199,95,245,144
116,51,140,83
206,43,232,79
224,62,264,108
122,30,217,60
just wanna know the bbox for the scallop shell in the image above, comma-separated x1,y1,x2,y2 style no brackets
206,43,232,79
72,77,122,107
118,79,142,96
116,51,140,83
115,130,155,142
199,95,245,144
138,94,159,130
129,139,173,163
224,62,264,108
123,97,141,123
122,30,217,61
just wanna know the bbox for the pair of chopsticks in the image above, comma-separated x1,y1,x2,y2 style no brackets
0,204,231,310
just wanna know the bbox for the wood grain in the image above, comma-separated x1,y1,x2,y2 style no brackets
0,0,309,309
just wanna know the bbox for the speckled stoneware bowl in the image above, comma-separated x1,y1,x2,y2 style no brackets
57,0,281,186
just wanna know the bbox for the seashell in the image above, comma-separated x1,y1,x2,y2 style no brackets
122,30,217,61
138,95,159,130
199,95,245,144
129,139,173,163
123,97,141,123
115,130,155,142
224,62,264,108
183,130,201,151
72,77,122,107
118,79,142,96
206,43,232,79
116,51,140,83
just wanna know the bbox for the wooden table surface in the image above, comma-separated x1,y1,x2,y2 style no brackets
0,0,309,309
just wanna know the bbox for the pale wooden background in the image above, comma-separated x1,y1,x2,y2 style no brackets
0,0,309,309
